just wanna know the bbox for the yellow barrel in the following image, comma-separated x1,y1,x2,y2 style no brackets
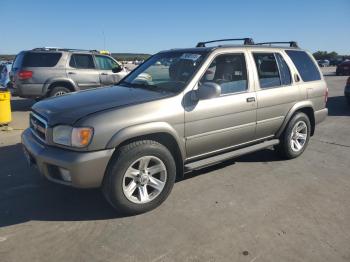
0,91,12,124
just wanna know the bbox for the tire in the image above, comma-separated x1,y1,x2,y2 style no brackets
275,112,311,159
102,140,176,215
49,86,70,97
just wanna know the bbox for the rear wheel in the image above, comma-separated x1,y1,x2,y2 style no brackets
49,86,70,97
275,112,311,159
102,140,176,215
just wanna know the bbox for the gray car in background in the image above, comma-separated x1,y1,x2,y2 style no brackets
22,39,328,214
11,48,129,98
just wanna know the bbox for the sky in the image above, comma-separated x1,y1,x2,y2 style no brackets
1,0,349,55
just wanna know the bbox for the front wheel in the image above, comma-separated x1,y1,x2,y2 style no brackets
275,112,311,159
102,140,176,215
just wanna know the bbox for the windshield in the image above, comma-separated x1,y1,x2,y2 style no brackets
120,51,208,93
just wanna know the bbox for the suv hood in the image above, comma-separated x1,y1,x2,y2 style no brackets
32,85,172,126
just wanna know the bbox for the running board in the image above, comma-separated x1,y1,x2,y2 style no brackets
185,139,280,171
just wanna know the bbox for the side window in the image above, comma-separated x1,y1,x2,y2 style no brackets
253,53,281,89
69,54,95,69
285,50,321,82
275,53,292,85
95,55,120,70
200,53,248,95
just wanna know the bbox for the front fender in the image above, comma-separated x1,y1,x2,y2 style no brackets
106,122,186,160
275,101,314,137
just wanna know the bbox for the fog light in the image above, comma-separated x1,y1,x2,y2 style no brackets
59,168,72,182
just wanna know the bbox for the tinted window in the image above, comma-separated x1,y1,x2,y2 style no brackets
253,53,281,88
13,52,25,69
200,53,247,95
95,55,120,70
276,53,291,85
22,52,62,67
286,50,321,82
70,54,95,69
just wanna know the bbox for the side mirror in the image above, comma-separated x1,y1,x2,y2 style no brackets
112,67,122,73
196,82,221,100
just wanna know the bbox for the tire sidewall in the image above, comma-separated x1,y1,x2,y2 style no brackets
105,141,176,214
283,113,311,158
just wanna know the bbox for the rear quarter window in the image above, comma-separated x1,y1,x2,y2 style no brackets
22,52,62,67
285,50,321,82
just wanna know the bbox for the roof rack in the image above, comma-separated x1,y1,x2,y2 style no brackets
31,47,100,53
255,41,299,48
196,38,254,47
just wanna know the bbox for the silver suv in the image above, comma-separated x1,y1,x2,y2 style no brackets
22,38,328,214
11,48,129,98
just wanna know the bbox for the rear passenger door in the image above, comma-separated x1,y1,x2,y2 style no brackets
185,52,257,159
67,54,101,90
252,52,299,139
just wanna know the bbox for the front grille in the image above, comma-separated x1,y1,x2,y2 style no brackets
30,112,47,142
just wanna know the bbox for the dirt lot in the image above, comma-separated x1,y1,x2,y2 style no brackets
0,68,349,262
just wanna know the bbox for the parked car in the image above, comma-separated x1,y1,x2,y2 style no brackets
329,59,342,66
336,61,350,76
22,38,328,214
345,77,350,105
10,48,129,98
318,59,330,67
0,62,12,88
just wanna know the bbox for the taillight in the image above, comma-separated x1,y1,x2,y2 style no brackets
325,86,329,104
18,70,33,80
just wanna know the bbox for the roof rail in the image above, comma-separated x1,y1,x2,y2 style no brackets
255,41,299,48
32,47,62,51
196,38,254,47
31,47,100,53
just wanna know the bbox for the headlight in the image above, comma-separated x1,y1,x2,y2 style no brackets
53,125,93,148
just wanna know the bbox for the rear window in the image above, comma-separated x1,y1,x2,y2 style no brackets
22,52,62,67
13,52,25,69
285,50,321,82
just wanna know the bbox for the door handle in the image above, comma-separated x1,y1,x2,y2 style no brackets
246,97,256,103
68,72,76,75
101,73,108,75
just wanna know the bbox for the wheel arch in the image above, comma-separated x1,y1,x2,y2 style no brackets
106,122,186,179
43,78,78,96
276,102,315,137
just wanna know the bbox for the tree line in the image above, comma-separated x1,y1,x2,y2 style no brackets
312,51,349,61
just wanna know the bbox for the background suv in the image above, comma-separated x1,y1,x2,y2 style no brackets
22,38,328,214
11,48,129,98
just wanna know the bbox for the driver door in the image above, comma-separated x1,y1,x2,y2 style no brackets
95,55,125,85
184,52,257,159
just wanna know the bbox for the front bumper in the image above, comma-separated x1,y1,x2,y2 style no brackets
21,128,114,188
